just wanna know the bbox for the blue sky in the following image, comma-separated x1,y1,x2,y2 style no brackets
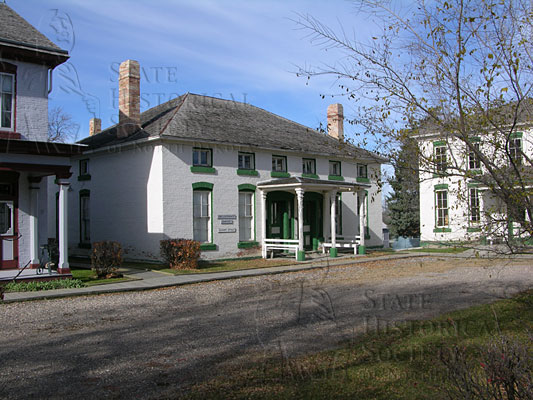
11,0,381,143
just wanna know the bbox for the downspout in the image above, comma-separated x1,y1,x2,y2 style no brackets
47,68,53,95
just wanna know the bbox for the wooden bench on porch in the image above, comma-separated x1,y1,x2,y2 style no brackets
320,236,361,255
262,238,300,260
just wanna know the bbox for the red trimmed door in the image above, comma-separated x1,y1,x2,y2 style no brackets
0,173,18,269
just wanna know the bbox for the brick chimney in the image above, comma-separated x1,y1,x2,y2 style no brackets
89,118,101,136
118,59,140,138
327,103,344,141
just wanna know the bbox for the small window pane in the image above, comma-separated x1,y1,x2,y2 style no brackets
2,75,13,93
0,202,13,235
2,110,11,129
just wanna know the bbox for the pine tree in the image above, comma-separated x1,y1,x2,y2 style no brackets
386,138,420,238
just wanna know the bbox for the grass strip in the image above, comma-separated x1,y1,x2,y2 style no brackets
183,290,533,399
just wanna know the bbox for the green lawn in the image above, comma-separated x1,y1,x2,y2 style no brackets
70,268,135,286
183,290,533,399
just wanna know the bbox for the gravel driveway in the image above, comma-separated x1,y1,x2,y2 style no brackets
0,256,532,399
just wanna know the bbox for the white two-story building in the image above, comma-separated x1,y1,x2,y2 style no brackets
66,60,386,261
0,3,82,275
415,124,532,244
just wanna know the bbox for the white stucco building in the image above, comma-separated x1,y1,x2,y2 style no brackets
65,60,386,262
415,126,532,244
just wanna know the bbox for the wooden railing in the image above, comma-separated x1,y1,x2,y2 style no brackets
262,238,300,260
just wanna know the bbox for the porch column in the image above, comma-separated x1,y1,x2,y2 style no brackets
323,191,330,241
295,188,305,261
260,190,267,258
330,190,337,258
29,179,40,268
359,191,366,254
58,180,70,273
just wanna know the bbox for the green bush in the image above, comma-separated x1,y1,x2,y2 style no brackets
160,239,201,269
4,279,85,292
91,241,123,278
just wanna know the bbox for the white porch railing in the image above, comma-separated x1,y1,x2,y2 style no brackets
262,238,300,260
320,236,361,255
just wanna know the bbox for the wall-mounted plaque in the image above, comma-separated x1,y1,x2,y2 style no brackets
218,228,237,233
218,215,237,220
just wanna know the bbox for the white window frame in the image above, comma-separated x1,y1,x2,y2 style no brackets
193,190,211,243
1,73,15,131
468,143,481,170
435,190,449,227
508,138,522,165
239,191,254,241
329,161,341,176
193,148,212,167
302,158,316,175
357,164,368,178
238,152,254,170
469,188,480,224
435,146,447,173
272,155,287,172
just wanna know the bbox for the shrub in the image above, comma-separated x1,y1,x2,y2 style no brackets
4,279,85,292
440,334,533,400
91,241,123,278
160,239,201,269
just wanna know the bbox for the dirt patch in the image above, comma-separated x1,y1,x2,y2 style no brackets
312,256,528,285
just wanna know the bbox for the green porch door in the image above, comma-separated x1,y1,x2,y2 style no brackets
267,191,294,239
303,192,323,251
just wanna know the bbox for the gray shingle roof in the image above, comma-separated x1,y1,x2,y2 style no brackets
81,93,386,162
0,3,68,55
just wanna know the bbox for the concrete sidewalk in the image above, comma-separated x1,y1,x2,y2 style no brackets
2,253,428,302
3,250,532,303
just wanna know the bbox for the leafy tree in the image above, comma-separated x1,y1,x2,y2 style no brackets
48,106,79,143
296,0,533,247
386,137,420,237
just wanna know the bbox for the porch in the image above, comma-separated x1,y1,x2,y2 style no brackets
0,139,84,274
257,177,370,261
0,267,70,283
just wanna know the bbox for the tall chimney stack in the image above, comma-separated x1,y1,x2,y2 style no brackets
327,103,344,141
118,59,140,138
89,117,101,136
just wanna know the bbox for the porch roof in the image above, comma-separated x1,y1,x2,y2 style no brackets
0,139,85,157
256,176,369,192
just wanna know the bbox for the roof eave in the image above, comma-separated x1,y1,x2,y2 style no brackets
0,41,69,67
